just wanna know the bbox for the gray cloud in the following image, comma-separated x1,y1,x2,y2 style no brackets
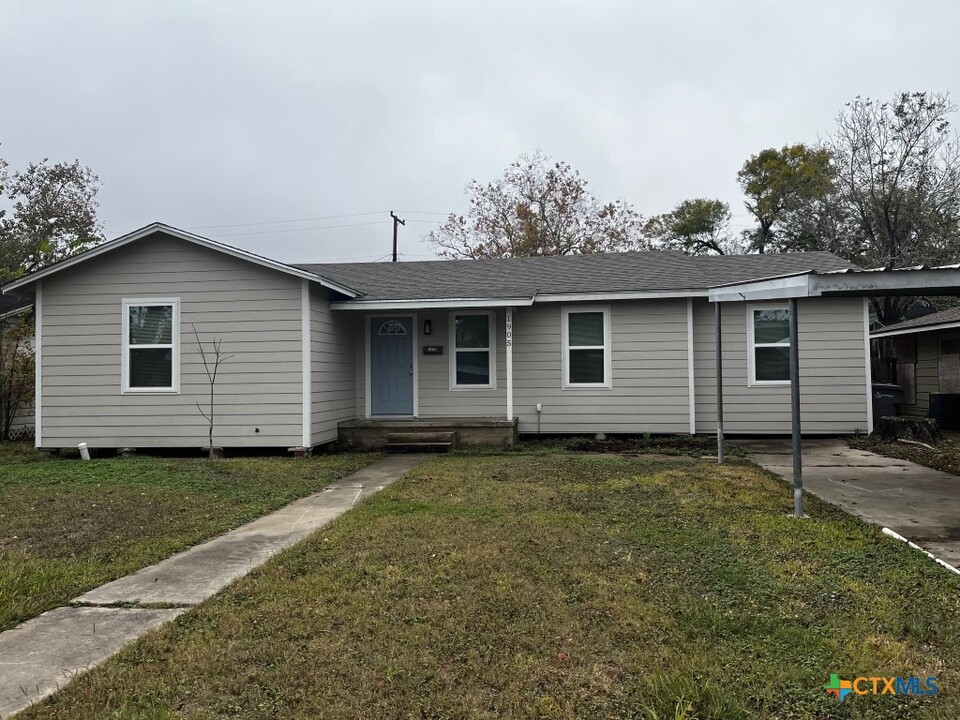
2,0,958,261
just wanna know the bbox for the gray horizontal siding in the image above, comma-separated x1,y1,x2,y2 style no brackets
39,233,304,448
693,296,869,434
418,309,507,418
311,288,356,446
513,300,691,434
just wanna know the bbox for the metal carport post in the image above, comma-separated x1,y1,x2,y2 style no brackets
708,264,960,520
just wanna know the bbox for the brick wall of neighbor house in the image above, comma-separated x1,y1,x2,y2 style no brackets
693,296,870,434
310,287,357,446
39,233,305,449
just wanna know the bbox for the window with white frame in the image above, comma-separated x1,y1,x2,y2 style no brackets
122,299,179,392
562,306,611,388
748,305,791,385
450,311,495,388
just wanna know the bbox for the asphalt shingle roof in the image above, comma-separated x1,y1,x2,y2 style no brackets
874,306,960,334
295,250,856,301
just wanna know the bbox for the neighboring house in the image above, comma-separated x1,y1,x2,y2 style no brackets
0,223,874,451
871,307,960,423
0,294,36,440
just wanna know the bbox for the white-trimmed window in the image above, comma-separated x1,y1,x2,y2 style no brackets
122,298,180,393
449,311,496,389
747,305,791,385
562,306,612,388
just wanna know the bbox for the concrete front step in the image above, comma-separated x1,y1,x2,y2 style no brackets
386,431,456,453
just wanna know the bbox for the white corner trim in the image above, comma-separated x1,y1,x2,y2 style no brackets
121,297,180,394
506,308,514,421
302,279,312,448
863,298,874,434
448,310,497,390
560,305,612,389
687,297,695,434
745,301,791,387
34,281,42,448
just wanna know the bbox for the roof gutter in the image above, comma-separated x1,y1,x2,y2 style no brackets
330,296,537,310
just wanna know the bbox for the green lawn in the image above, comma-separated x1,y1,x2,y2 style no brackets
18,452,960,719
0,443,378,631
851,431,960,476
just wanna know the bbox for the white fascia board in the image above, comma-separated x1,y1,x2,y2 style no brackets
871,320,960,339
1,222,361,298
708,274,812,303
331,297,535,310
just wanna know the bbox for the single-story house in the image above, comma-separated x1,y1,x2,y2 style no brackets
871,307,960,426
1,222,877,451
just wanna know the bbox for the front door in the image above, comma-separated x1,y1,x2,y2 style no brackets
370,316,414,415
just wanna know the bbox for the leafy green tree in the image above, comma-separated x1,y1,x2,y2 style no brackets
0,158,104,280
737,144,835,253
428,151,648,259
644,198,744,255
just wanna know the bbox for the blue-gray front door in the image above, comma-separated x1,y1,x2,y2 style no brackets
370,316,414,415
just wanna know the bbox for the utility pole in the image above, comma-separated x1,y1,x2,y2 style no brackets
390,211,405,262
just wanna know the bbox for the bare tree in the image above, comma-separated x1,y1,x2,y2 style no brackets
192,325,233,459
828,92,960,324
428,151,648,259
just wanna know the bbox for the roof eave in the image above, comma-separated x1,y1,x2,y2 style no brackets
872,320,960,338
1,222,362,298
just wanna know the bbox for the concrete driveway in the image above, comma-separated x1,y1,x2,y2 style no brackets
740,438,960,569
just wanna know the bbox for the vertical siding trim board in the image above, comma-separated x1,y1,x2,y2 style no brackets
34,280,42,448
506,307,514,420
364,313,419,418
301,279,312,447
863,298,874,433
687,297,695,434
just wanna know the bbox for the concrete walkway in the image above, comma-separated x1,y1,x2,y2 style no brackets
0,454,426,718
741,439,960,569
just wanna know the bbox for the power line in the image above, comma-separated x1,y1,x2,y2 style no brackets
189,211,389,230
208,220,389,238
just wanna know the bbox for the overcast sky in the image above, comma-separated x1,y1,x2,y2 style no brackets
2,1,958,263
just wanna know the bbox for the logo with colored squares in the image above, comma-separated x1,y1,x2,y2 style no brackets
824,673,938,701
824,674,853,701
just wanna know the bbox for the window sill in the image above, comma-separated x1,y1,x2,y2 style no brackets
562,384,613,390
747,380,791,388
122,388,180,395
450,385,497,391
